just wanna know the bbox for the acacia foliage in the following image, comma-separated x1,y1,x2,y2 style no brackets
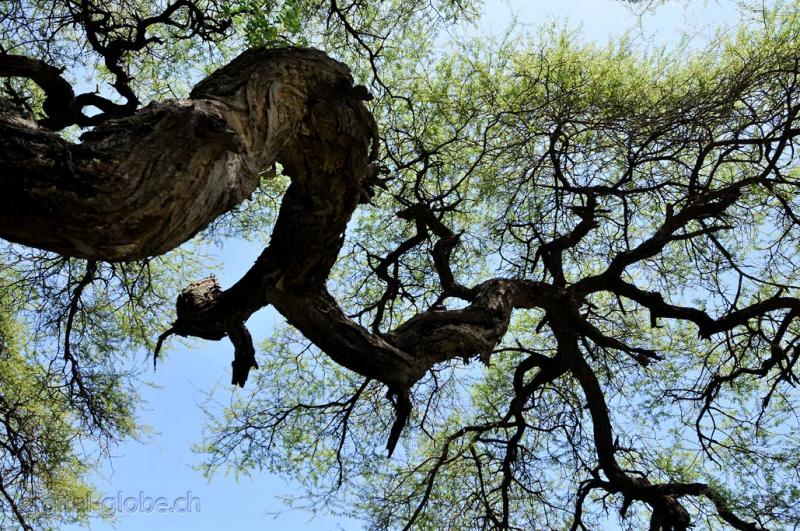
203,4,800,529
0,252,202,529
2,0,800,530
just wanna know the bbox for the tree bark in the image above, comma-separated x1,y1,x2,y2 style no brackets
0,47,374,261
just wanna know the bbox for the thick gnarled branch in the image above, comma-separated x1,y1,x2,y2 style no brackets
0,47,368,261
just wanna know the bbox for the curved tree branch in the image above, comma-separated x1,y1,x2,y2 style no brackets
0,47,372,261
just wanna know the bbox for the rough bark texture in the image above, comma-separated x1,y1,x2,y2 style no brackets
0,47,372,261
0,44,650,424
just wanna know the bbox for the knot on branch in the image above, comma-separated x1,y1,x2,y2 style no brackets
167,277,258,387
176,276,225,339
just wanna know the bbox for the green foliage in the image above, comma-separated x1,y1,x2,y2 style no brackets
3,0,800,529
0,246,204,528
0,287,98,529
233,0,309,47
200,2,800,528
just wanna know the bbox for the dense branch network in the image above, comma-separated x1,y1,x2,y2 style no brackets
2,4,800,528
0,0,233,129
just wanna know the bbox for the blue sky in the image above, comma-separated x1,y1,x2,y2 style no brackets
64,1,743,529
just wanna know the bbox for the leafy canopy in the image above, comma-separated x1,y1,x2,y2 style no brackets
2,0,800,530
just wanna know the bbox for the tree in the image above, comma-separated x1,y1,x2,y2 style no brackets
1,0,800,529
